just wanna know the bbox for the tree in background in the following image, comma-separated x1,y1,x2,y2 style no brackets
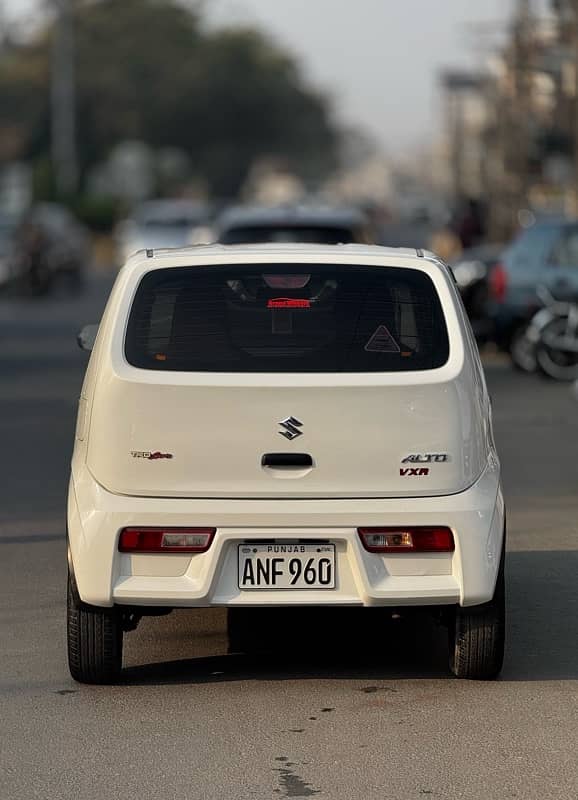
0,0,339,199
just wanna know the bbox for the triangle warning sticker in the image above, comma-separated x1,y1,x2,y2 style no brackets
364,325,400,353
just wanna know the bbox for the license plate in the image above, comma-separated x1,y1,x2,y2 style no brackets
238,544,336,590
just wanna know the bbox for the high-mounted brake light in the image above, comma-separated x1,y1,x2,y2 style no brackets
119,527,216,553
490,262,508,303
358,527,454,554
268,298,311,309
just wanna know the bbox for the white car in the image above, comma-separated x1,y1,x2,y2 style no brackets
115,200,213,265
68,244,505,683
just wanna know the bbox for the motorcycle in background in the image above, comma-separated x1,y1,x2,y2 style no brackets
522,286,578,381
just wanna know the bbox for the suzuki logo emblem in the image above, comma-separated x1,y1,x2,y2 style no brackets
278,416,303,441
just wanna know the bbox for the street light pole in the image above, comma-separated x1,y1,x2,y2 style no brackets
0,1,10,53
512,0,533,220
51,0,78,196
571,0,578,211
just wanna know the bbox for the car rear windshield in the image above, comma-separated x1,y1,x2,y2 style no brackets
125,264,450,373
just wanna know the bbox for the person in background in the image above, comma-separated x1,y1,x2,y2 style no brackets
454,197,486,250
14,214,51,294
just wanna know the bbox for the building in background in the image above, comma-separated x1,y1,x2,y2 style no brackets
439,0,578,240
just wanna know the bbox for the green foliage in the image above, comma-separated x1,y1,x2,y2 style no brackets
32,157,57,202
0,40,50,160
0,0,338,197
73,194,118,232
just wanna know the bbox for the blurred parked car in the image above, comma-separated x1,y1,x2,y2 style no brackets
12,204,90,294
489,219,578,367
450,244,504,342
115,199,212,263
215,205,372,245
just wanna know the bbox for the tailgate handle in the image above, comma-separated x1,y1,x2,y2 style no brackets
261,453,314,469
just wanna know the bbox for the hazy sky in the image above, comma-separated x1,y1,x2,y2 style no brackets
4,0,518,154
207,0,515,154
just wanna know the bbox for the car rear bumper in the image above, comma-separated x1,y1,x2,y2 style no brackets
68,459,504,610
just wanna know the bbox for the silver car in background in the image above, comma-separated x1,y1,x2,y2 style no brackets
116,199,213,263
215,204,373,245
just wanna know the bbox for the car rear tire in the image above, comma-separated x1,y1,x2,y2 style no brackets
67,570,123,684
448,552,505,680
535,317,578,381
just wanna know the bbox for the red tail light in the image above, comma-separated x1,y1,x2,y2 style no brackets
119,527,216,553
358,527,454,554
490,262,508,303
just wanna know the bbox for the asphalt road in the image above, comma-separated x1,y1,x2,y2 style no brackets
1,276,578,800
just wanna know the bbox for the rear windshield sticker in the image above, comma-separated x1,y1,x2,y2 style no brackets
364,325,401,353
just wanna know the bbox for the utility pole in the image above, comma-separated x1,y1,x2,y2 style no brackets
511,0,533,221
51,0,78,196
441,71,485,208
0,1,9,53
571,0,578,211
445,80,465,201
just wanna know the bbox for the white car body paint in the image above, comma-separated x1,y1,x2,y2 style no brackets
68,244,504,610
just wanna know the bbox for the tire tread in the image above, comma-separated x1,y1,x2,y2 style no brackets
67,572,123,684
449,552,506,681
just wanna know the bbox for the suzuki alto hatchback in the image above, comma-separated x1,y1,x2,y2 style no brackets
68,244,505,683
